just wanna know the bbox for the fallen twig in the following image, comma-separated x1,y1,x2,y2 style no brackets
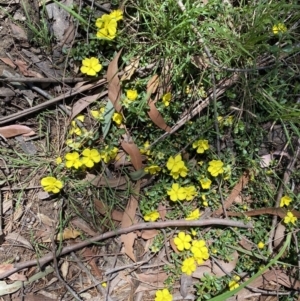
0,219,252,279
0,77,92,83
0,79,107,125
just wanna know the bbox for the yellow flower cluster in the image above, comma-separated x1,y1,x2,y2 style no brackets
191,239,209,265
167,183,197,202
166,154,188,179
162,92,172,107
64,147,118,169
272,23,287,34
95,10,123,40
173,232,209,275
140,141,151,156
144,165,161,175
228,275,240,291
91,107,106,120
65,149,101,169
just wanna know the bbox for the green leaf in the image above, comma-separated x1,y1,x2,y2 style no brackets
129,169,147,181
102,101,115,139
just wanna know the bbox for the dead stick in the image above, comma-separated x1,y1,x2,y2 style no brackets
0,79,107,125
0,77,94,83
0,219,252,279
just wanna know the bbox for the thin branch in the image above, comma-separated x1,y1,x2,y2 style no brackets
0,77,91,83
0,219,252,279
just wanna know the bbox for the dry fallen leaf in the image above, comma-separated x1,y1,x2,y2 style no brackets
158,203,167,221
70,91,107,120
107,49,123,112
36,225,81,242
61,261,69,279
213,171,250,217
0,125,35,138
94,198,123,222
193,251,239,279
273,223,286,249
5,232,34,250
0,57,16,69
121,181,140,261
82,248,103,278
136,272,168,283
120,56,140,81
70,217,98,236
37,213,55,227
147,100,171,132
121,137,143,171
86,173,128,190
138,229,158,240
0,264,27,281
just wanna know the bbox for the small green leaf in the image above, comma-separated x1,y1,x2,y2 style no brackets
102,101,115,139
129,169,147,181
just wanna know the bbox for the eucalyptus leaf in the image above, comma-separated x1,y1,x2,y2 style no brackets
129,169,147,181
102,101,115,139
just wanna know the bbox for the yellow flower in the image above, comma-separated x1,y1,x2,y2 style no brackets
280,195,292,207
191,229,197,236
91,107,105,120
162,92,172,106
144,211,160,222
140,141,151,156
65,152,82,169
199,178,212,189
100,146,119,163
167,183,186,202
191,240,209,264
55,157,62,164
257,242,265,249
184,186,197,201
181,257,196,275
186,209,201,220
192,139,209,154
144,165,161,175
112,112,123,125
69,121,82,136
229,275,240,291
66,139,81,150
95,14,117,40
174,232,192,251
126,89,138,101
170,165,188,179
41,176,63,194
101,282,107,288
76,115,85,122
81,148,101,168
272,23,287,34
208,160,224,177
81,57,102,76
167,154,184,172
155,289,172,301
284,211,297,225
110,9,123,21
